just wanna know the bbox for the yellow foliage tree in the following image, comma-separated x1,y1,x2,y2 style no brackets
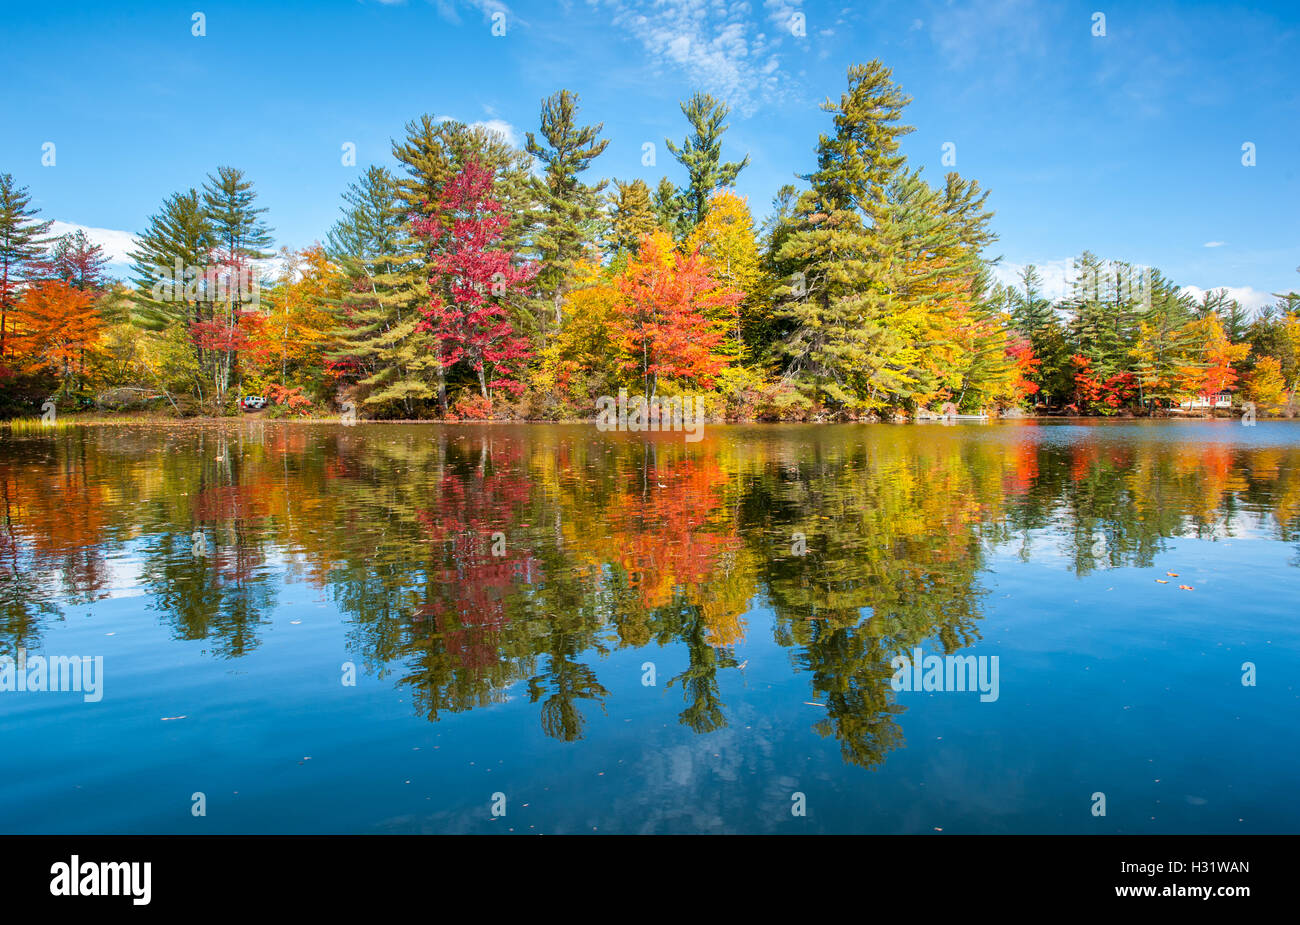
685,191,760,361
536,259,623,406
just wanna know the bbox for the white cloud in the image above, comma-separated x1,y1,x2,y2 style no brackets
48,221,138,266
46,221,312,285
430,0,509,24
1179,285,1273,313
470,118,519,147
434,114,520,147
992,258,1076,301
593,0,805,116
1203,241,1226,247
929,0,1044,70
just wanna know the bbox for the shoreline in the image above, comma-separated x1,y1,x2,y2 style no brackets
3,411,1277,428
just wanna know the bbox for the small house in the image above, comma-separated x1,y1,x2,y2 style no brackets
1179,391,1233,410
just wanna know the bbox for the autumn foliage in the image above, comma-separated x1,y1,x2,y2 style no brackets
414,160,536,400
11,280,101,385
614,230,738,399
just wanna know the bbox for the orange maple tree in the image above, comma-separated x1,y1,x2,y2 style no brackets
11,280,101,388
615,230,738,399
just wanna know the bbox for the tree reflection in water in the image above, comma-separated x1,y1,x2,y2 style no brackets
3,421,1299,770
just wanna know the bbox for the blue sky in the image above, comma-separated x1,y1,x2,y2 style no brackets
2,0,1296,308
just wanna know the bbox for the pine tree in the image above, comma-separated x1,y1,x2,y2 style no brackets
604,179,657,257
664,92,750,232
753,184,800,363
392,117,532,242
525,89,609,328
869,168,997,407
1066,251,1139,385
1012,265,1070,404
652,177,686,239
200,167,274,406
1129,270,1196,409
774,60,915,413
326,166,404,263
1012,265,1054,338
129,189,213,329
0,174,53,359
203,166,273,259
324,164,429,417
128,188,214,400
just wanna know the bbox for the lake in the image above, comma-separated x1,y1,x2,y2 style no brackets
1,420,1297,834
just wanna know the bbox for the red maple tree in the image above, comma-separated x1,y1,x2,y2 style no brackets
1071,354,1136,412
413,161,536,400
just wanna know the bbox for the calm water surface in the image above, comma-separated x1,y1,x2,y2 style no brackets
2,420,1297,833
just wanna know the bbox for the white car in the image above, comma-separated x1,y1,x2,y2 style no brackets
242,395,267,411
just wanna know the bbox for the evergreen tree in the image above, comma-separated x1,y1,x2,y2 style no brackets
325,164,429,417
604,179,657,257
652,177,686,239
202,166,273,259
128,189,214,400
1066,251,1140,385
753,184,801,363
1193,288,1248,341
664,92,750,232
1129,269,1197,409
200,166,274,406
525,89,609,328
326,166,404,263
0,174,53,358
774,60,915,412
392,116,532,242
872,168,997,406
1012,265,1053,338
1011,265,1070,404
129,189,214,331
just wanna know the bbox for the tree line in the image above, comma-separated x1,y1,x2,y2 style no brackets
1,59,1296,420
